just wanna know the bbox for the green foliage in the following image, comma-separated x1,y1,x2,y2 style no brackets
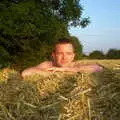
0,0,89,69
106,49,120,59
89,50,105,59
81,54,88,59
0,46,11,68
33,0,90,27
70,36,83,59
87,49,120,59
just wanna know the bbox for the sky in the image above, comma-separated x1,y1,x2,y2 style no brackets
69,0,120,55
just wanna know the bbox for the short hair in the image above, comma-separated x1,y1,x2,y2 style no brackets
54,37,75,50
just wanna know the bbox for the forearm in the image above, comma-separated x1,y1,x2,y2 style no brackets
60,64,103,73
21,67,42,77
76,64,103,73
30,64,103,74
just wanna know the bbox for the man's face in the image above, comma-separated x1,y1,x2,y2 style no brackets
52,43,75,67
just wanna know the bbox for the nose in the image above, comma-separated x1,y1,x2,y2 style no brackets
62,53,67,60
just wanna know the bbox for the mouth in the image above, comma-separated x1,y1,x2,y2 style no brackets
61,61,68,64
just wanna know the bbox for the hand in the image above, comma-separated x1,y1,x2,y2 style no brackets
78,64,103,73
45,67,66,72
93,64,103,72
46,67,79,73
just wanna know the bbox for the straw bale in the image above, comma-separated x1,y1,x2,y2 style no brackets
0,66,120,120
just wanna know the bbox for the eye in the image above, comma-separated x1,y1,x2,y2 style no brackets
67,52,73,55
56,52,62,55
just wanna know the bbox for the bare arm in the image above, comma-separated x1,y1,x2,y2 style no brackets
21,61,53,77
46,64,103,73
22,62,103,77
21,66,42,77
75,64,103,73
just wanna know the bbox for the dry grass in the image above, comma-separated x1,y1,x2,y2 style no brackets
0,59,120,120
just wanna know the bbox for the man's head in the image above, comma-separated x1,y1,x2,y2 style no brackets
52,38,75,67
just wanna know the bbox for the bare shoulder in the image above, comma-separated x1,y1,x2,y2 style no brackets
36,61,53,69
21,61,53,77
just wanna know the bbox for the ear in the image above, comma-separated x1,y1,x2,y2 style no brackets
52,52,55,60
73,55,75,61
72,53,75,59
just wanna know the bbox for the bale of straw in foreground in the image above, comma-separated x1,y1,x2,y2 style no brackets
0,68,120,120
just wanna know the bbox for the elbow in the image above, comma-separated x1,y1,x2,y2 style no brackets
21,69,30,78
21,70,27,78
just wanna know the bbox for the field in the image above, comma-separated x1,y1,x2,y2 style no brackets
0,59,120,120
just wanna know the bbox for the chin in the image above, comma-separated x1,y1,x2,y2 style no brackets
58,63,69,67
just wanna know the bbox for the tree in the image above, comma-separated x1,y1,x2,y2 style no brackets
70,36,83,59
89,50,105,59
0,0,89,69
106,49,120,59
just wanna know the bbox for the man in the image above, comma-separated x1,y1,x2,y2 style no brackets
22,38,103,77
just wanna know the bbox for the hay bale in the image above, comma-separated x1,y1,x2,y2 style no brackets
0,67,120,120
89,68,120,120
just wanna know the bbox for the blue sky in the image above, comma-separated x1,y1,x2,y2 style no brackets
69,0,120,55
